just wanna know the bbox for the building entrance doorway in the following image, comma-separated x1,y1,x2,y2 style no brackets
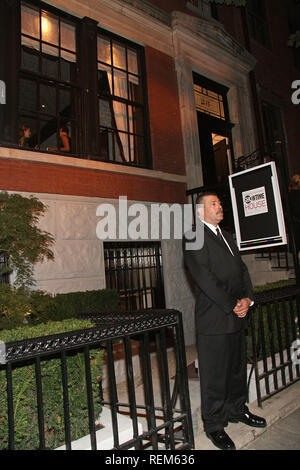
193,73,234,187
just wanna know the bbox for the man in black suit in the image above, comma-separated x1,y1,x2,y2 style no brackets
183,192,266,450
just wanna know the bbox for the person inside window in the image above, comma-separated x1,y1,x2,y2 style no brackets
47,126,70,152
18,124,31,147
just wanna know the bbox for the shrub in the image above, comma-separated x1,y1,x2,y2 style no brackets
0,286,120,329
253,279,296,292
53,288,120,320
0,284,32,330
0,191,54,288
0,319,104,450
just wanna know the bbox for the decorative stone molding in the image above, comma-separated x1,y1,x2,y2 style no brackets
171,11,257,191
171,11,256,73
116,0,170,26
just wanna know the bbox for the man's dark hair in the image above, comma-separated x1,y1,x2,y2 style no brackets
196,191,219,205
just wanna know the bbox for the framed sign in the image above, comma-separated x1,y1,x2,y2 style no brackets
229,161,287,250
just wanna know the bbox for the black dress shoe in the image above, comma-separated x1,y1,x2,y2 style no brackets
229,410,267,428
206,430,236,450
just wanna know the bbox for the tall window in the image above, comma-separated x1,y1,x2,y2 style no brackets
1,1,151,167
19,2,79,153
97,33,148,165
247,0,271,47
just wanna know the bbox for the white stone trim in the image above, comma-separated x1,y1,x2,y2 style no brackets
171,11,258,190
0,147,186,184
47,0,173,56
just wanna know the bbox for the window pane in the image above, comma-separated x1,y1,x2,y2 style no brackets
119,132,129,161
61,53,76,82
129,106,144,136
113,132,126,162
41,12,59,46
129,134,135,162
61,49,76,63
42,45,59,79
113,101,127,132
99,99,113,127
129,75,143,103
40,84,56,116
40,117,57,148
42,43,59,57
21,36,40,51
128,49,138,75
21,4,40,39
21,44,39,72
98,67,112,94
61,21,76,52
112,42,126,70
113,70,128,99
98,37,111,65
19,79,37,113
59,88,71,117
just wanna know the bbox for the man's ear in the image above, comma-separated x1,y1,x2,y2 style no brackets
196,204,204,220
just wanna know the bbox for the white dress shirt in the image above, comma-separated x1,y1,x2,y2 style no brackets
203,221,234,256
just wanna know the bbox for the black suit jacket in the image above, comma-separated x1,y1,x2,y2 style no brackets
183,221,253,335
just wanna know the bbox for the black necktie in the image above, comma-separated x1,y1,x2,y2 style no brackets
216,228,232,255
216,227,224,242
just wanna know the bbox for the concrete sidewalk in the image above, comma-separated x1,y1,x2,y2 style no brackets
104,343,300,450
244,407,300,450
193,378,300,450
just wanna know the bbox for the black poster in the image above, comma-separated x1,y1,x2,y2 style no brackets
229,162,287,250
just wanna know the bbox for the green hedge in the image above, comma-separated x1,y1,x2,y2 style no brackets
253,279,296,292
0,319,104,450
0,287,121,450
53,288,120,319
0,286,120,329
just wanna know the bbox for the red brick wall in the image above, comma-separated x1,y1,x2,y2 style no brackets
0,157,187,204
145,46,186,176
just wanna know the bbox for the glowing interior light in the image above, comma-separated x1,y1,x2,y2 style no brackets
42,17,48,34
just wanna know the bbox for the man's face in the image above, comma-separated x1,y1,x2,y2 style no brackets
197,195,224,227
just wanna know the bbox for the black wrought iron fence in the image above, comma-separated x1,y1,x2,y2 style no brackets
247,285,300,407
255,246,295,272
0,309,194,450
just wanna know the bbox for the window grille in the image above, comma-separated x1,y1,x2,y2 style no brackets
104,242,165,311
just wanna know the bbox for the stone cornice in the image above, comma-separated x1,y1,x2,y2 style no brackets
116,0,171,26
171,11,256,73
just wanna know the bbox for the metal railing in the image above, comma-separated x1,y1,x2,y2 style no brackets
247,285,300,407
255,246,295,272
0,309,194,450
